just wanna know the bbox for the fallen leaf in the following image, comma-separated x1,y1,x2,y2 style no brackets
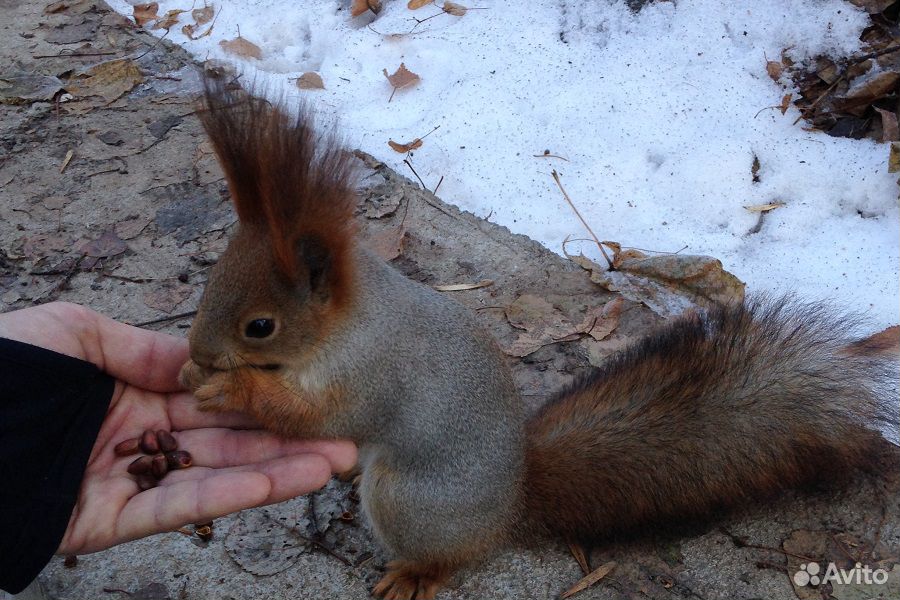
816,57,839,84
383,63,420,91
67,58,143,103
114,216,152,240
567,542,591,576
368,227,406,260
766,59,782,81
225,509,311,576
0,74,64,105
132,2,159,27
848,0,895,14
875,107,899,142
433,279,493,292
143,281,193,314
743,201,785,212
80,229,127,258
296,72,324,90
566,245,745,318
442,1,467,16
19,232,73,258
192,5,214,25
835,70,900,111
780,92,792,114
574,297,623,341
408,0,432,7
388,138,423,153
561,561,616,599
503,295,617,357
60,149,74,173
363,188,403,218
351,0,368,16
351,0,381,16
220,36,262,60
153,9,186,30
890,142,900,172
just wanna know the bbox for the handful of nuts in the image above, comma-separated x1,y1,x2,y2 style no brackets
114,429,194,490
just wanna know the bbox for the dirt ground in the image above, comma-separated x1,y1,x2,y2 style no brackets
1,2,898,599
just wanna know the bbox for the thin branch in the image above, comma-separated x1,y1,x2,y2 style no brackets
132,310,197,328
550,170,613,269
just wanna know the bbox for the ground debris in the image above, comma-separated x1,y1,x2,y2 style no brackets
787,1,900,142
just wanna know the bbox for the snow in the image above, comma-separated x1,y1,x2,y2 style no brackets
108,0,900,329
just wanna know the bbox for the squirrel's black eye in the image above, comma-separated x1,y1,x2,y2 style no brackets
245,318,275,339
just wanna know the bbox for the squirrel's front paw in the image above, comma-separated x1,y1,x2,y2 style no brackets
373,560,451,600
179,360,233,412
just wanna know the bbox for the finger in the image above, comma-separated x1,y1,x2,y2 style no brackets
116,455,332,540
87,309,189,392
173,429,358,472
166,393,260,430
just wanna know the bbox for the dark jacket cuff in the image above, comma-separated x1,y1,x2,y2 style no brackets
0,337,114,594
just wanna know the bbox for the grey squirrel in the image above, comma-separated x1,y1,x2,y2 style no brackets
178,79,897,600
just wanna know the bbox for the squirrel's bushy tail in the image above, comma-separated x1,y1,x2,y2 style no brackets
522,297,897,543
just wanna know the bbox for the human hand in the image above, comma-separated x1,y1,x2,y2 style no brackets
0,302,357,555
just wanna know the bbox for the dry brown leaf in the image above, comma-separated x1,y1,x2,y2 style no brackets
567,542,591,576
575,297,623,341
192,5,214,25
743,201,785,212
566,245,745,318
350,0,368,16
153,8,186,30
383,63,420,90
875,107,900,142
779,92,792,114
67,58,143,103
890,142,900,173
765,60,782,81
561,561,616,599
442,1,467,15
351,0,381,16
848,0,895,14
220,36,262,60
143,281,194,314
182,23,197,38
80,229,127,258
114,216,152,240
408,0,432,8
368,227,406,261
835,70,900,111
503,295,616,357
433,280,493,292
388,138,423,153
132,2,159,27
296,72,325,90
59,149,74,173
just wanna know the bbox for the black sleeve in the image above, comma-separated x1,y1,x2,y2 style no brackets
0,338,114,594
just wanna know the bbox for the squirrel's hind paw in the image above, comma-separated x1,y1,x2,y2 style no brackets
372,560,451,600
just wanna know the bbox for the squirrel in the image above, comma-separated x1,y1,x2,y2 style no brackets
178,79,897,600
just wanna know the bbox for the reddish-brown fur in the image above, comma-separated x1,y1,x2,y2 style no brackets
197,79,357,309
521,299,893,545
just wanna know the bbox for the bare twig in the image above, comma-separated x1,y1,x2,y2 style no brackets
550,170,613,269
132,310,197,328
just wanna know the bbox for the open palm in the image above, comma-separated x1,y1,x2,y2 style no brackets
0,302,356,555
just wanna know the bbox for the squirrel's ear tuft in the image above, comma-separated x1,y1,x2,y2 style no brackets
198,75,357,306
